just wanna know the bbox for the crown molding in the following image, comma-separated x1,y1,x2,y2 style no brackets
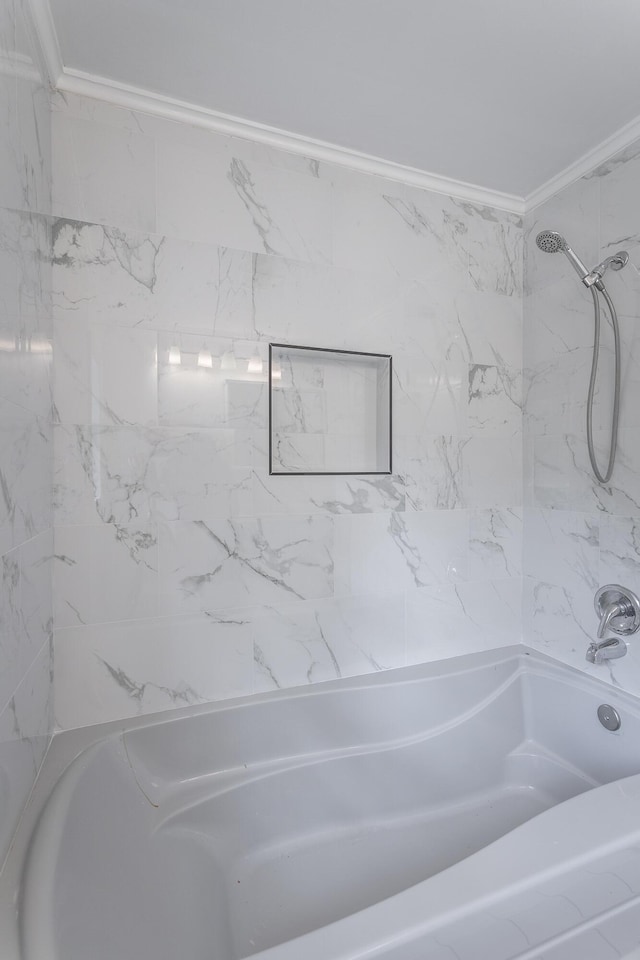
23,0,640,217
525,113,640,212
57,69,526,214
24,0,64,89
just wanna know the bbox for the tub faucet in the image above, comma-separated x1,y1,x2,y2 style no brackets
587,584,640,664
586,636,627,664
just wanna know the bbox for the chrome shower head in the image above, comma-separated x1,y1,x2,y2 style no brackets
536,230,567,254
535,229,597,286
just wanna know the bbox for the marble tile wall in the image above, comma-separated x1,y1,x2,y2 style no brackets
524,139,640,695
50,92,524,730
0,1,53,865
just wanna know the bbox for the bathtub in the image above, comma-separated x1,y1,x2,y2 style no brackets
4,645,640,960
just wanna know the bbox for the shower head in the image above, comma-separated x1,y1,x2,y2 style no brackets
536,230,567,254
535,229,598,287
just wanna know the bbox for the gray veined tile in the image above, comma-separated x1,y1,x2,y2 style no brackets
158,517,334,616
51,218,253,337
53,617,253,729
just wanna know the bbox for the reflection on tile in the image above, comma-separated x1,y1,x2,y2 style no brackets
54,319,158,426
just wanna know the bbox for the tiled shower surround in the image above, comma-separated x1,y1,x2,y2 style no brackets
50,93,524,729
46,94,640,730
524,146,640,692
0,1,53,863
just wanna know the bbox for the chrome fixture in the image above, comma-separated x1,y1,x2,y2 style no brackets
535,230,597,287
535,230,628,484
597,703,621,731
586,636,627,664
586,584,640,663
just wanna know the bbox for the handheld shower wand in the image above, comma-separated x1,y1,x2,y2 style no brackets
535,230,601,288
535,230,628,484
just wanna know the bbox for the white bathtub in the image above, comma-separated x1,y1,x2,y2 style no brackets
4,645,640,960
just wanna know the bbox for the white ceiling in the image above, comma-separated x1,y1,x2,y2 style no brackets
47,0,640,200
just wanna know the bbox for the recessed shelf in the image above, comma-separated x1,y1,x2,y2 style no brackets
269,343,392,476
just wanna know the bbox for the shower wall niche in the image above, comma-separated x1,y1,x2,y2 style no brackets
269,344,392,475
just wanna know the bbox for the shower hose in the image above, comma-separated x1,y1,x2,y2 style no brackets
587,284,621,484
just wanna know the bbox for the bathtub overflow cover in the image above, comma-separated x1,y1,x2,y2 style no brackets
598,704,621,731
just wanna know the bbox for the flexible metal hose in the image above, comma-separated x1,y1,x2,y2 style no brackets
586,284,620,484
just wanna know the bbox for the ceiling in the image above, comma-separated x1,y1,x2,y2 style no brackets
46,0,640,201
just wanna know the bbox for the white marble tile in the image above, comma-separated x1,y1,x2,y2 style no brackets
334,510,467,597
533,430,640,515
450,198,523,296
0,0,22,214
19,528,53,679
0,638,51,864
54,423,256,526
406,579,521,664
449,290,522,368
54,319,158,426
524,508,599,597
253,469,405,517
54,616,253,729
54,423,155,526
0,208,51,326
463,435,522,508
253,593,405,692
0,319,52,422
250,253,404,352
0,400,51,555
52,112,156,231
396,435,465,512
332,176,470,282
394,356,465,437
54,522,159,628
158,516,334,615
51,219,253,337
157,137,332,261
150,428,254,521
0,546,22,713
523,505,601,657
467,362,522,436
468,507,522,580
14,0,51,216
600,151,640,251
600,515,640,585
0,0,50,216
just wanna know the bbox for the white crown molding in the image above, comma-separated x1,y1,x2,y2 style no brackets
24,0,64,90
23,0,640,217
525,113,640,212
57,68,526,214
